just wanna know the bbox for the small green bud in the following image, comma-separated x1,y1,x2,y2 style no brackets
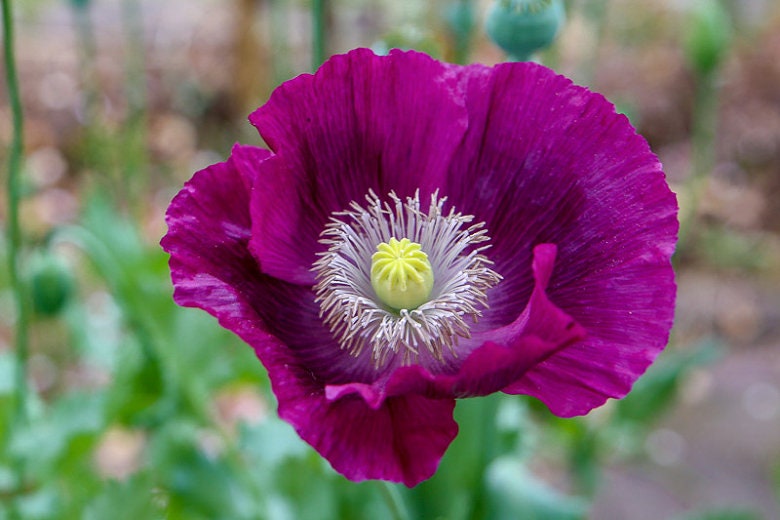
371,238,434,311
485,0,566,62
30,253,74,317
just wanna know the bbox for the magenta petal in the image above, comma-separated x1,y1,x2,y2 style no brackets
282,388,457,487
162,153,268,306
234,146,319,285
246,49,470,283
441,61,677,414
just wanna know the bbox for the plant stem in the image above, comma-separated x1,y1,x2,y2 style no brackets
311,0,327,69
3,4,30,513
270,0,291,85
70,0,99,126
467,394,501,519
378,481,411,520
120,0,148,206
3,0,30,425
678,72,718,247
580,0,610,86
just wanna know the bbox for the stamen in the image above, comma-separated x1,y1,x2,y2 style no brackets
312,191,502,366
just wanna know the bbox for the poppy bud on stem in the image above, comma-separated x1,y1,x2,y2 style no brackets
485,0,566,62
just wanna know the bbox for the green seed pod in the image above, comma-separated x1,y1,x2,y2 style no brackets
30,253,74,317
485,0,566,62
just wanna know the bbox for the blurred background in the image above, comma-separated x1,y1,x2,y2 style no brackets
1,0,780,518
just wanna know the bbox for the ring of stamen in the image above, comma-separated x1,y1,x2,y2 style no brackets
312,190,502,366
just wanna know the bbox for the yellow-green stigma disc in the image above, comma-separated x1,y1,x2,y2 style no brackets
370,237,434,311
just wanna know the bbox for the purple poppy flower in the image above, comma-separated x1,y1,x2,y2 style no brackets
162,49,677,487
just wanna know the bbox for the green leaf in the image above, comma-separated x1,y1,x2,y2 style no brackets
238,417,309,467
149,420,264,520
485,457,589,520
14,486,60,520
615,339,722,426
9,392,105,479
84,475,162,520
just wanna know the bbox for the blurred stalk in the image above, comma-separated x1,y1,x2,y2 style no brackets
311,0,328,69
443,0,476,64
269,0,291,85
466,394,501,519
579,0,610,86
2,0,29,423
2,0,31,509
678,0,731,247
378,482,411,520
70,0,99,126
120,0,149,205
677,78,719,250
233,0,266,115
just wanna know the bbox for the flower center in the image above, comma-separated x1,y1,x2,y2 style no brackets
370,237,434,311
313,190,501,366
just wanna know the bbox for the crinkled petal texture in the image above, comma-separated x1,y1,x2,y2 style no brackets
162,49,677,486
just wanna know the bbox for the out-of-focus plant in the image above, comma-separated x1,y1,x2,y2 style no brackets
679,0,733,247
442,0,476,64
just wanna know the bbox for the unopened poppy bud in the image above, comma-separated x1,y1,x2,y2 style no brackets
485,0,565,62
371,237,434,311
30,253,74,317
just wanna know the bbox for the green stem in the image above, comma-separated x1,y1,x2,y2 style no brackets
3,0,30,424
507,52,533,62
3,3,30,512
378,481,411,520
269,0,291,85
119,0,148,206
311,0,327,69
678,72,718,248
467,394,501,519
580,0,610,86
71,0,99,126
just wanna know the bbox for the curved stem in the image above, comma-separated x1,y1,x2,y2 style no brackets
378,481,411,520
3,3,30,513
311,0,327,69
678,72,718,248
3,0,30,425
